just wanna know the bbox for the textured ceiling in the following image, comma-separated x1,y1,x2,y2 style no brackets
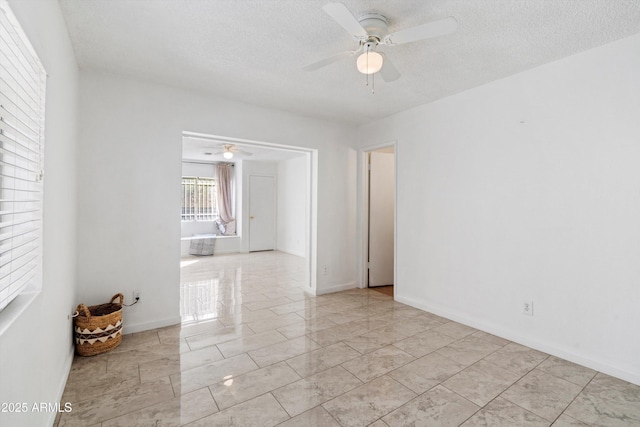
59,0,640,125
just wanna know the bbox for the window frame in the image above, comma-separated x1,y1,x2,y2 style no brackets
0,0,46,325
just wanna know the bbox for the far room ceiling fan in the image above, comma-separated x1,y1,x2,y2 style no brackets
305,2,458,85
211,144,253,160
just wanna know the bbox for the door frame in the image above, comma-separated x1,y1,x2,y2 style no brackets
182,131,318,293
359,141,398,293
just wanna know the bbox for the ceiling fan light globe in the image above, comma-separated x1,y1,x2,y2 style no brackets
223,151,234,159
356,51,383,74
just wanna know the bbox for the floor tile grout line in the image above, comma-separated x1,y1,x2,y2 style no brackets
475,348,550,380
85,379,178,426
479,353,553,413
60,365,143,407
350,375,421,423
270,390,296,422
438,382,483,409
174,385,221,427
205,385,221,414
494,352,589,423
421,347,554,425
495,393,557,424
244,349,261,367
321,402,346,427
548,374,597,426
535,358,598,389
456,392,495,427
462,382,549,427
268,364,365,419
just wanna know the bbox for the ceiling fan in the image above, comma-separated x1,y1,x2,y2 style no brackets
305,2,458,83
210,144,253,160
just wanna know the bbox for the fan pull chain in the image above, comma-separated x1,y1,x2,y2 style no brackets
362,46,376,95
364,71,376,94
364,73,376,94
365,46,370,88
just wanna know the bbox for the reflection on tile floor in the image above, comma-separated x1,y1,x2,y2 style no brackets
57,252,640,426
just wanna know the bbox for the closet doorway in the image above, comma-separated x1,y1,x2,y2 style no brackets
362,144,396,294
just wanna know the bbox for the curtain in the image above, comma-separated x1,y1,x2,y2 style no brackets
216,163,235,235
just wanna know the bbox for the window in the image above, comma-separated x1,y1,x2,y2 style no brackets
181,177,218,221
0,0,46,312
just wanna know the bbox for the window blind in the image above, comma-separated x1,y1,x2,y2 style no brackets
181,177,218,221
0,1,46,312
195,177,217,221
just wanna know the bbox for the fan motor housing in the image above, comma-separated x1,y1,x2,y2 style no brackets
358,13,388,39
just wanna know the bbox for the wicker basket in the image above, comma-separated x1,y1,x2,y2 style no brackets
74,293,124,356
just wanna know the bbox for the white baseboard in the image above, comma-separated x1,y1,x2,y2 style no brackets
213,249,241,255
315,282,358,295
48,343,75,426
395,294,640,386
303,286,317,297
124,316,181,334
275,247,306,258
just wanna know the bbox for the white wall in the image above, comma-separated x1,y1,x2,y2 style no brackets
277,156,307,257
182,161,216,182
358,33,640,385
0,1,78,426
77,70,359,333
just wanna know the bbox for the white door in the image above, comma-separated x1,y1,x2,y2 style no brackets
368,151,395,287
249,175,276,252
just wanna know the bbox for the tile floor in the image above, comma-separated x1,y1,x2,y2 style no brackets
57,252,640,426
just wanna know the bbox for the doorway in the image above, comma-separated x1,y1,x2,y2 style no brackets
181,131,318,293
362,144,396,295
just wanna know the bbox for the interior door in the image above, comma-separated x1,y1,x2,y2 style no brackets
368,151,395,287
249,175,276,252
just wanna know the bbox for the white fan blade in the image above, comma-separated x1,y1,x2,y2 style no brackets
322,3,368,38
303,50,356,71
383,16,458,46
212,149,252,157
233,149,253,156
379,54,401,82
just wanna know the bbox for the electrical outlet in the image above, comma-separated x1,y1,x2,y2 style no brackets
133,290,141,302
522,301,533,316
321,265,329,276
